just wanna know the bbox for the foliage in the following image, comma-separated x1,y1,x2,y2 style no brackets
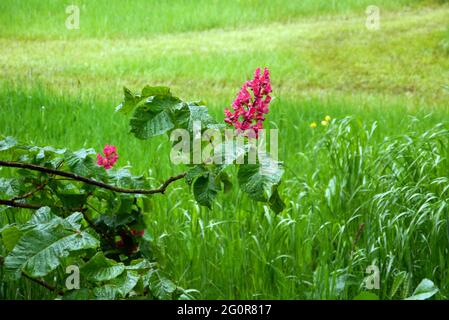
405,279,439,300
0,83,284,299
117,84,284,213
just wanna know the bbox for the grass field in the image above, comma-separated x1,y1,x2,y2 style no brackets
1,0,449,299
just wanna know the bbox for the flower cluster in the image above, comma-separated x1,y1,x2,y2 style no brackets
224,67,272,138
310,115,332,129
96,144,118,169
115,229,145,253
115,229,144,254
130,229,145,236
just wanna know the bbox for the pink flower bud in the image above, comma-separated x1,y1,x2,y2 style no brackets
96,144,118,169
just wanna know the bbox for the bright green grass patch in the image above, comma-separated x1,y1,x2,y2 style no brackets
0,0,429,39
441,26,449,53
1,6,448,107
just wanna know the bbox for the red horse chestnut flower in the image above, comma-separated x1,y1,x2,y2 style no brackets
96,144,118,169
115,239,125,248
224,67,272,138
130,229,145,236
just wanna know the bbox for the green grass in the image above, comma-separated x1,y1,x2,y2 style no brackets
0,0,429,39
1,0,449,299
1,4,448,107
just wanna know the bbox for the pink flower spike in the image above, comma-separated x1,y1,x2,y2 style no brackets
97,144,118,170
224,67,273,138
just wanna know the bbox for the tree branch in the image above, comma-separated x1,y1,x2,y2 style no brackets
0,199,42,209
0,257,63,296
22,272,64,296
0,160,186,194
11,183,46,201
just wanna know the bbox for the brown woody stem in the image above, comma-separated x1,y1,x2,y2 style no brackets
0,258,64,296
22,272,64,296
0,160,185,194
0,199,42,209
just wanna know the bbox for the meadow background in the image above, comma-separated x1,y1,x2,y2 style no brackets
1,0,449,299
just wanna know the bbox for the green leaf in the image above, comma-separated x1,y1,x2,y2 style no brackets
65,212,85,229
216,171,232,193
389,271,407,298
4,212,99,279
29,145,66,160
268,188,285,214
353,292,379,300
1,225,22,252
57,193,88,210
93,271,140,299
171,102,191,129
185,165,208,185
0,136,17,152
62,288,92,300
116,87,134,113
129,95,180,139
188,103,224,130
405,279,439,300
100,213,136,229
112,270,140,297
141,85,171,97
193,173,219,209
238,155,284,203
65,148,103,178
172,103,219,131
21,206,57,232
81,252,125,282
125,258,154,271
97,195,140,228
0,178,21,197
100,213,135,229
150,276,177,300
93,285,118,300
116,86,171,114
107,167,145,189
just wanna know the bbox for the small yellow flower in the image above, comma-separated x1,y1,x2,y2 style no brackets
321,120,329,126
310,122,317,129
324,115,331,122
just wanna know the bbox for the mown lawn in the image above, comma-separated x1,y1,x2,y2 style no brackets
1,0,449,299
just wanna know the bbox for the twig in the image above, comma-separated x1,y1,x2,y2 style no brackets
81,193,115,244
11,161,62,201
0,160,186,195
0,199,85,212
0,199,42,209
0,257,63,296
11,183,46,201
22,272,64,296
